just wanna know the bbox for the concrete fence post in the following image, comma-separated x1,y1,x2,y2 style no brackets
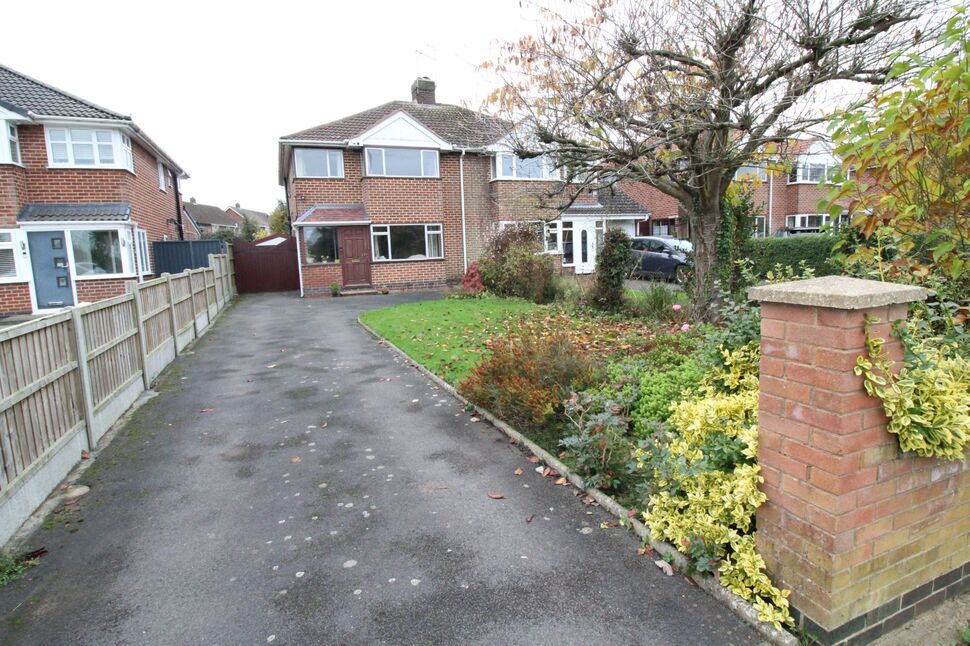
126,281,151,389
70,308,96,450
748,276,970,644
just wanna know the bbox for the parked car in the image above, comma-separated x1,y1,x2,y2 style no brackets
629,236,692,283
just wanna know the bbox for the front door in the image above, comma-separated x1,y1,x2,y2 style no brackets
28,231,74,309
339,226,372,287
572,220,597,274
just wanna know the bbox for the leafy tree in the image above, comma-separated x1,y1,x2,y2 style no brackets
269,200,290,236
488,0,943,317
824,7,970,304
202,229,236,243
239,216,259,242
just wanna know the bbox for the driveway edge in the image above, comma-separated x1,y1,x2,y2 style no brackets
357,315,797,646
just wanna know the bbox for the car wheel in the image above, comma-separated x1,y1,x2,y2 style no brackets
675,264,689,285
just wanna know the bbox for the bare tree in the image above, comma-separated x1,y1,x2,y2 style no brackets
488,0,944,316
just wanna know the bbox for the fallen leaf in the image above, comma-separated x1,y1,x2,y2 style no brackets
200,408,214,413
290,457,301,464
527,455,540,464
487,493,505,500
627,510,637,518
637,545,656,557
604,521,620,528
22,547,47,560
554,477,568,486
80,450,91,459
526,514,535,523
684,576,698,587
655,560,674,576
513,467,523,476
63,498,79,506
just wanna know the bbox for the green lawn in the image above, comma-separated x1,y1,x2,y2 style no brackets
359,296,538,384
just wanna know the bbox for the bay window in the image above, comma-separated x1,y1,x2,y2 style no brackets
492,153,558,180
788,162,840,184
45,127,134,171
786,214,828,232
371,224,443,261
365,148,438,178
304,226,340,264
71,230,123,276
734,165,767,182
295,148,344,178
6,123,20,164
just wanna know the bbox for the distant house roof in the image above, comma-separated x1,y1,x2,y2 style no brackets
228,206,270,229
18,202,131,222
294,203,369,226
616,182,682,219
0,63,187,177
563,186,650,217
184,201,238,228
282,101,509,150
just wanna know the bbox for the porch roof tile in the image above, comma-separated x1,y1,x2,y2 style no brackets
17,202,132,222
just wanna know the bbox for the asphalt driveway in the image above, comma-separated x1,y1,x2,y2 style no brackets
0,291,762,645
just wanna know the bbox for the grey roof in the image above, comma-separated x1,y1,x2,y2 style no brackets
564,187,649,216
282,100,509,149
231,207,270,228
18,202,131,222
0,64,127,120
184,202,238,228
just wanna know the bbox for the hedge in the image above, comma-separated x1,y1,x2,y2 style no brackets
741,234,838,278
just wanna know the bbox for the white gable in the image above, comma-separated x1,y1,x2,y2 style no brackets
351,111,451,150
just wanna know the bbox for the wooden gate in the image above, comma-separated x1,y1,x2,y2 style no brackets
233,236,299,293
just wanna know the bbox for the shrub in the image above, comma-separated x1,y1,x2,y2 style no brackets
478,225,557,303
625,283,681,322
459,333,599,449
460,262,485,296
592,229,632,311
633,359,705,428
741,234,837,278
562,389,638,491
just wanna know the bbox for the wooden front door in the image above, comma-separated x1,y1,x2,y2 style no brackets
339,226,372,287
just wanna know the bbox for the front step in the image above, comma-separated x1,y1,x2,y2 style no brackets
338,287,384,297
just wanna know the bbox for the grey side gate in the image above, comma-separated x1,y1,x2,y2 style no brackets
153,240,228,275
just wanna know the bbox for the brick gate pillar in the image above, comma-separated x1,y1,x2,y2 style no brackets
748,277,970,644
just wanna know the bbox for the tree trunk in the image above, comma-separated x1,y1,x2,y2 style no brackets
686,189,723,321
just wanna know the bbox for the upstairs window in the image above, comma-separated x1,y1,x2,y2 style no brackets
46,127,134,171
492,153,558,180
295,148,344,178
6,123,20,164
364,148,438,178
734,165,767,182
157,160,167,191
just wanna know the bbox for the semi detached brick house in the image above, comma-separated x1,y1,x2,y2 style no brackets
0,64,190,315
280,78,849,294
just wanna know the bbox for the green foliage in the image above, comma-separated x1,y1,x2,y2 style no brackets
202,229,236,243
718,185,761,292
633,359,704,428
638,341,793,628
856,317,970,460
592,229,632,311
625,283,686,323
459,333,600,449
240,216,259,242
478,225,557,304
562,388,638,491
269,200,289,236
825,8,970,289
741,235,837,279
0,551,37,587
330,282,340,296
962,623,970,645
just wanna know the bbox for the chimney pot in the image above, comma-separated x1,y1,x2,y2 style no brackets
235,202,240,208
411,77,436,104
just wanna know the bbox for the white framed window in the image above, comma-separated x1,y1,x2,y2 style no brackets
45,127,134,171
6,123,20,165
786,214,828,231
0,230,26,282
136,228,151,275
561,221,574,265
295,148,344,178
157,160,166,191
753,216,767,238
371,224,443,261
492,153,559,180
788,162,840,184
652,220,672,237
70,229,125,276
304,226,340,264
496,220,561,253
734,165,767,182
364,148,438,178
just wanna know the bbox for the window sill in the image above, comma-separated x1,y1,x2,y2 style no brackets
47,164,136,175
0,277,29,284
0,161,25,169
295,175,346,180
305,261,341,266
364,175,440,180
489,177,561,182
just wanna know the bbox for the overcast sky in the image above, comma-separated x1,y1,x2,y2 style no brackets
3,0,542,213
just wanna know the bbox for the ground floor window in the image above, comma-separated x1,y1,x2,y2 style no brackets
136,228,151,275
371,224,443,261
562,221,574,265
0,230,20,279
652,220,672,237
786,214,828,233
71,229,123,276
305,226,339,263
752,216,767,238
497,220,563,254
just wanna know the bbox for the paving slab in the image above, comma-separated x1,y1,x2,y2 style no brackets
0,291,764,645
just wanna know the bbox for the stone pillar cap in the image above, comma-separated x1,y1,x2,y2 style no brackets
748,276,927,310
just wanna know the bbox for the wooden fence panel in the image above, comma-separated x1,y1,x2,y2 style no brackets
139,279,174,354
81,297,141,409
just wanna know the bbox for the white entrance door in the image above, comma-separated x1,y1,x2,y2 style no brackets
572,219,597,274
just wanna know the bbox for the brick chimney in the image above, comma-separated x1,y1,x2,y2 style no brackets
411,77,436,104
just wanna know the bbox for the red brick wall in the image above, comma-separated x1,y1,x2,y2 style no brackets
0,165,27,227
757,297,970,640
0,283,32,314
75,278,128,304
